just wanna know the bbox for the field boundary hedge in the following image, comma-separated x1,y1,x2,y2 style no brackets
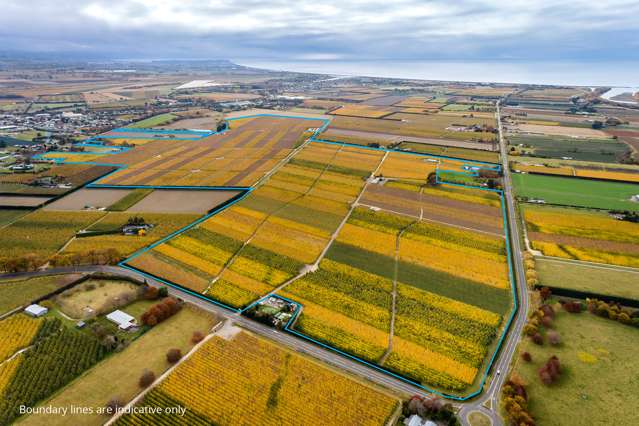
534,284,639,308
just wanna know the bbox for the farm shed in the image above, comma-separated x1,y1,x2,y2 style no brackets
24,304,48,317
106,310,136,330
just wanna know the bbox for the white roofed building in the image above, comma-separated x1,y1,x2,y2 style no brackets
106,310,137,330
24,304,48,318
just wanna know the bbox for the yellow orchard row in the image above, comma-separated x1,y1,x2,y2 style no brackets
531,241,639,268
0,316,42,363
157,332,398,426
338,223,509,288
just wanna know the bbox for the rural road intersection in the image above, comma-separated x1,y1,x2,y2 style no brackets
1,102,530,425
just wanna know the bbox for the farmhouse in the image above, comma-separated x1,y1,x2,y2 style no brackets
106,310,137,330
24,304,48,318
121,223,153,236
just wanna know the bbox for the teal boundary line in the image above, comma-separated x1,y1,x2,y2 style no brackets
230,186,517,401
35,120,229,163
310,137,502,170
110,127,215,135
93,135,204,141
122,189,252,263
47,112,515,400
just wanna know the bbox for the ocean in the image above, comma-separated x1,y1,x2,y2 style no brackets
240,59,639,88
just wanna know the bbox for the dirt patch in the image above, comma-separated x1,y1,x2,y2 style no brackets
45,188,132,210
126,189,240,213
215,321,242,340
0,195,53,207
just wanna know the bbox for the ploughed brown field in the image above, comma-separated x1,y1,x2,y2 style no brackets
126,189,240,213
360,184,504,236
44,188,132,210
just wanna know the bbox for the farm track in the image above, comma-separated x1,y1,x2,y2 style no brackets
360,185,504,235
357,201,504,238
206,142,347,292
379,218,417,366
224,123,311,186
263,151,388,298
52,213,109,258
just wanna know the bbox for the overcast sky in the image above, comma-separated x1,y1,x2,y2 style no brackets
1,0,638,62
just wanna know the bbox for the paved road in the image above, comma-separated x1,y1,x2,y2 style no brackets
2,106,530,423
2,265,439,400
459,100,531,425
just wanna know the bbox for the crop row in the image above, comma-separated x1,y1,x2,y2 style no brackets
0,319,108,425
117,333,397,426
130,143,384,307
0,211,105,264
0,316,43,364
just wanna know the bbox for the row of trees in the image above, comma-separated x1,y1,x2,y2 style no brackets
141,285,169,300
402,395,459,426
502,374,534,425
523,303,559,347
0,247,123,273
141,297,182,327
0,323,108,425
50,248,121,268
0,253,43,273
587,298,639,328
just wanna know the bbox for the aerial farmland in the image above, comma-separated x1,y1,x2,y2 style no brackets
0,58,638,426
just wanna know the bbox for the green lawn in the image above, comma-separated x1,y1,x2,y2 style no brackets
107,188,153,211
127,113,178,128
512,173,639,211
512,309,639,425
509,135,628,163
536,258,639,301
18,306,219,426
0,274,83,315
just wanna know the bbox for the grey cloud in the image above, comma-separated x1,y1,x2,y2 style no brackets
0,0,637,60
